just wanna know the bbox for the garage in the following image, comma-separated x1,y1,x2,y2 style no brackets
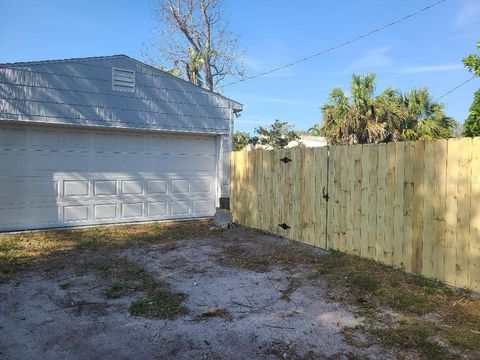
0,55,242,231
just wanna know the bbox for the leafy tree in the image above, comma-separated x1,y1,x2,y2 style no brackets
232,131,251,151
254,119,299,149
144,0,245,91
308,124,322,136
316,73,456,145
463,90,480,137
463,40,480,76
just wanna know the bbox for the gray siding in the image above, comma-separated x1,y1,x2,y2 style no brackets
0,55,241,134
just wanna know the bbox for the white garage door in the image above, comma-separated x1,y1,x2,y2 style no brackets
0,123,218,231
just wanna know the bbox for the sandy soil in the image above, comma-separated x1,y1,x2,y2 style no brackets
0,226,392,360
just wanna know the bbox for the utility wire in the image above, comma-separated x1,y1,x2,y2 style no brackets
435,76,477,101
224,0,448,87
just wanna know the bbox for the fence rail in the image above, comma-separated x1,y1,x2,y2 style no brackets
231,137,480,292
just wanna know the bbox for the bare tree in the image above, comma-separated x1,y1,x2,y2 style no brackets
143,0,245,91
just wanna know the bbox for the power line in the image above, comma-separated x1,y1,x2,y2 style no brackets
224,0,448,87
435,76,477,101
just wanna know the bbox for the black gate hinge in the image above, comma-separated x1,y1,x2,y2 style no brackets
278,223,291,230
280,157,292,164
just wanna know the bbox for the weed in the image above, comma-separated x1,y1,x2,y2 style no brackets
280,276,301,301
195,308,233,321
129,289,187,319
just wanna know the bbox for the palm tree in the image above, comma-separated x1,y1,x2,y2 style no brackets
393,88,457,141
319,73,392,144
185,48,205,87
316,73,456,145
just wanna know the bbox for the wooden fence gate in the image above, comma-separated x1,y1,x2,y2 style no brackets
231,147,329,248
231,138,480,292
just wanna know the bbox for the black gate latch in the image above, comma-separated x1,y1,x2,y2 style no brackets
280,157,292,164
278,223,291,230
322,186,329,202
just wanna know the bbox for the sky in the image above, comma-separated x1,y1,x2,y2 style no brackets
0,0,479,133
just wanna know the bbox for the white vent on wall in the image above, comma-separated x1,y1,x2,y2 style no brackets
112,68,135,92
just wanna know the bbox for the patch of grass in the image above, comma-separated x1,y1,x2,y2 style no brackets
129,289,187,319
372,319,457,360
220,244,320,273
105,282,135,299
0,220,216,279
88,258,187,319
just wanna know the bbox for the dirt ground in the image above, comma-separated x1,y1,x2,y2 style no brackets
0,225,383,360
0,223,478,359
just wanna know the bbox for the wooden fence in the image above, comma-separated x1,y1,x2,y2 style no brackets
231,138,480,292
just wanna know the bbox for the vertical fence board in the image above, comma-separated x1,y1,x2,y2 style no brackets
422,142,435,278
352,145,363,256
393,142,405,267
360,145,370,258
445,139,460,285
470,138,480,290
339,146,348,252
329,146,339,249
411,141,425,274
368,146,378,259
403,142,415,273
346,146,355,254
384,143,396,266
315,146,329,248
433,139,447,281
376,144,387,263
456,138,472,287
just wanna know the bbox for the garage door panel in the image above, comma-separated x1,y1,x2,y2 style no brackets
193,199,214,215
171,201,189,216
147,180,167,194
121,203,143,218
147,201,167,217
0,124,218,231
94,180,117,196
94,204,117,220
63,180,89,197
63,205,89,222
191,179,211,193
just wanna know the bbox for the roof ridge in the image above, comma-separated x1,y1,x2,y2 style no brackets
0,54,129,68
